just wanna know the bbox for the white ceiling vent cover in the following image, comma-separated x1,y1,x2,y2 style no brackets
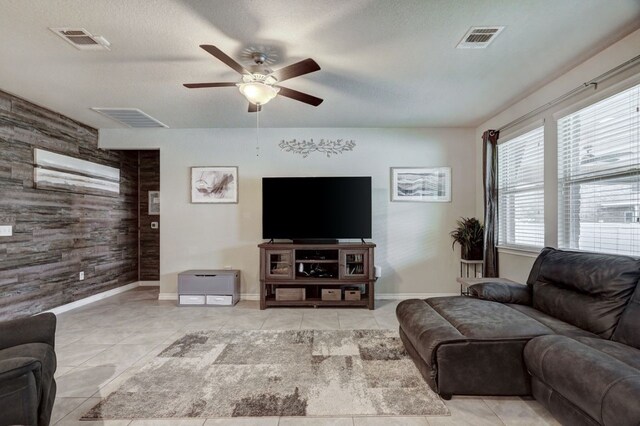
50,28,110,51
91,108,168,128
457,26,505,49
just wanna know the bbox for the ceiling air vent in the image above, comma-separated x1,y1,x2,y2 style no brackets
50,28,111,51
91,108,168,128
456,26,505,49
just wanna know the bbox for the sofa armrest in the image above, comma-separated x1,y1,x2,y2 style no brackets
0,357,41,382
0,357,41,426
468,281,532,305
0,313,56,351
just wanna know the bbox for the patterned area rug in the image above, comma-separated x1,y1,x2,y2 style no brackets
82,329,449,419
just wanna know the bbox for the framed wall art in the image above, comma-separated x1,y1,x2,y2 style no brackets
191,166,238,204
390,167,451,202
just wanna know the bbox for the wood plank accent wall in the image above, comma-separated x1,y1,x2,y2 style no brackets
0,89,139,320
138,150,160,281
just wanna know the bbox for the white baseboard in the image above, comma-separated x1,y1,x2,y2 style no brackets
46,282,141,315
158,292,457,302
241,293,259,301
139,281,160,287
158,292,178,301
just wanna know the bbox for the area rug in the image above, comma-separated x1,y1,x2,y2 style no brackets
82,329,449,419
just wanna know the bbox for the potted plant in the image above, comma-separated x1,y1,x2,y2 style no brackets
450,217,484,260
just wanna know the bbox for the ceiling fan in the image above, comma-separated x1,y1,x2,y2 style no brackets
184,45,323,112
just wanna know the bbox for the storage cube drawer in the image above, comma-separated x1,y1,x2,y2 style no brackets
206,295,233,305
321,289,341,301
275,288,306,301
344,289,361,301
179,295,205,305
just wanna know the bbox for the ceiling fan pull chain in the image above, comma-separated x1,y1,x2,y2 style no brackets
256,106,260,157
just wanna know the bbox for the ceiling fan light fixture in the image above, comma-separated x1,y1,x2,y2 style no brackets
237,82,279,105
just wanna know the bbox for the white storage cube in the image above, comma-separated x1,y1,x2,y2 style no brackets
179,295,205,305
206,295,233,305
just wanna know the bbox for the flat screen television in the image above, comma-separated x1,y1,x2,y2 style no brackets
262,176,372,240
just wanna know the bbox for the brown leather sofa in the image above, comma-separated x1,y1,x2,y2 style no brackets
396,247,640,426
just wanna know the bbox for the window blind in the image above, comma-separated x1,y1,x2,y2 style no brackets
558,83,640,255
497,126,545,249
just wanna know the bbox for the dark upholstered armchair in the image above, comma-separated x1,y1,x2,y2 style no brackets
0,313,57,426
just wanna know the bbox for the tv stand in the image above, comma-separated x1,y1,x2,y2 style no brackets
258,241,376,309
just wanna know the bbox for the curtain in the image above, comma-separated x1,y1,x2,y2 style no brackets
482,130,500,277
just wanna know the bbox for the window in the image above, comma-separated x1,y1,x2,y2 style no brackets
497,126,545,249
558,83,640,255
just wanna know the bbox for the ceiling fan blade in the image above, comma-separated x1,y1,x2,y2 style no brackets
271,58,320,83
277,86,323,106
200,44,250,75
183,82,237,88
248,103,262,113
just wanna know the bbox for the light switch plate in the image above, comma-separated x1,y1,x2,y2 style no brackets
0,225,12,237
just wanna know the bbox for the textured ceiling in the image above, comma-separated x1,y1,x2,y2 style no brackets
0,0,639,129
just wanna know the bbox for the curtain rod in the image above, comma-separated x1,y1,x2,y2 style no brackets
498,53,640,133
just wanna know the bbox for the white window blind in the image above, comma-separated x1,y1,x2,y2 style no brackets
558,83,640,255
497,126,545,249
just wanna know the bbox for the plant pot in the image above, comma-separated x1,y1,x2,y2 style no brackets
462,244,483,261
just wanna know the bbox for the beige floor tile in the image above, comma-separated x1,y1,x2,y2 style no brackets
55,397,132,425
204,418,279,425
429,397,504,426
220,315,267,330
119,329,180,345
82,344,157,369
56,365,125,398
76,328,136,345
56,329,94,347
484,397,560,426
373,314,399,329
56,344,112,367
261,313,303,330
129,420,205,425
338,316,380,330
55,365,75,378
354,416,429,425
301,313,340,330
50,397,88,424
179,319,227,332
278,418,354,426
521,399,560,426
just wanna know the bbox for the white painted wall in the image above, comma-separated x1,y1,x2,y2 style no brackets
474,28,640,283
99,128,476,298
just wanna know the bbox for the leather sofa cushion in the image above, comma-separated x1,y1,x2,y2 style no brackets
572,336,640,370
506,304,597,338
527,248,640,338
612,283,640,349
396,299,464,367
525,335,640,426
426,297,551,339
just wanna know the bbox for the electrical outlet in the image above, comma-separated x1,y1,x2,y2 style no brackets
0,225,12,237
79,271,85,280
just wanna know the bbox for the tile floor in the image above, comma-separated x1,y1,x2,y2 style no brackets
51,287,560,425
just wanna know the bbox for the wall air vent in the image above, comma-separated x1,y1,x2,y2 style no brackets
456,26,505,49
50,28,110,51
91,108,168,128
